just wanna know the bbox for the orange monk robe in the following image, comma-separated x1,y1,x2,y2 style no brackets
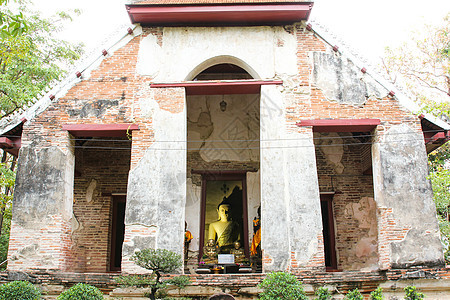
185,230,193,243
250,228,261,256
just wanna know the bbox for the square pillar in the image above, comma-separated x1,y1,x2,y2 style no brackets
260,85,323,272
372,124,444,269
8,143,75,271
123,87,186,273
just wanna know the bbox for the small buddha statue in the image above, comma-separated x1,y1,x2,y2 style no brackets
203,238,219,264
208,200,241,253
230,241,245,264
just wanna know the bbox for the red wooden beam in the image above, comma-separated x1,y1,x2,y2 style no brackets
62,124,140,138
424,131,448,144
0,137,15,148
151,80,282,95
126,3,313,26
0,137,21,156
296,119,381,132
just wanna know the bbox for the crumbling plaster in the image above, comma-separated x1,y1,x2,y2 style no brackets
8,146,74,270
372,124,444,268
260,85,322,271
137,26,298,81
187,94,260,162
123,89,186,271
312,51,385,105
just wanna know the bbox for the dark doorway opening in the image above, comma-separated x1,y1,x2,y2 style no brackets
110,195,126,271
320,194,337,270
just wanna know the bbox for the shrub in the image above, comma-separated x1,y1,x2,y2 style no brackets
57,283,103,300
370,287,384,300
0,280,41,300
344,288,363,300
118,248,188,300
315,287,331,300
404,286,424,300
258,271,307,300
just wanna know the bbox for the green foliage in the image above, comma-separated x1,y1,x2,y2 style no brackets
344,288,363,300
0,162,14,211
0,158,15,269
258,271,307,300
0,207,11,269
0,0,28,38
115,274,156,288
131,248,182,274
57,283,104,300
0,2,83,118
404,286,424,300
314,286,331,300
370,287,384,300
166,275,190,290
121,249,187,300
0,280,41,300
428,144,450,263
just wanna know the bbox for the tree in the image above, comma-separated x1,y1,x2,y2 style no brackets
0,0,27,38
0,150,15,269
115,248,190,300
427,144,450,262
381,13,450,264
0,1,83,118
0,1,83,268
381,13,449,105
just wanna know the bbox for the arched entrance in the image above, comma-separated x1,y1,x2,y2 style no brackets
184,60,262,274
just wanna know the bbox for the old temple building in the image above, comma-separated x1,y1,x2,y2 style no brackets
0,0,449,298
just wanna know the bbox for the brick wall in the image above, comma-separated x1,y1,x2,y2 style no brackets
315,133,378,271
72,138,131,272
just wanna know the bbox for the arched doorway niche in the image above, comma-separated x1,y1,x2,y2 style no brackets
184,60,262,274
184,55,260,81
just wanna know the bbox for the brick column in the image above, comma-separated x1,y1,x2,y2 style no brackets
122,87,186,273
8,140,75,271
260,85,323,272
372,124,444,269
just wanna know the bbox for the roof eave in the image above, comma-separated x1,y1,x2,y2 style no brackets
126,3,314,26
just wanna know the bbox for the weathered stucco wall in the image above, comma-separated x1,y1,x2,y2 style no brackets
260,85,323,272
122,87,186,273
312,52,384,105
373,124,444,269
136,26,298,81
8,145,74,271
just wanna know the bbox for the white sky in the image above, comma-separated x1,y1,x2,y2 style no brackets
33,0,450,66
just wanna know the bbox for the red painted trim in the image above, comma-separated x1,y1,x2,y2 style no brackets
0,137,15,148
424,132,447,144
151,80,282,88
296,119,381,132
151,80,282,95
126,3,313,25
0,137,21,156
62,124,140,137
